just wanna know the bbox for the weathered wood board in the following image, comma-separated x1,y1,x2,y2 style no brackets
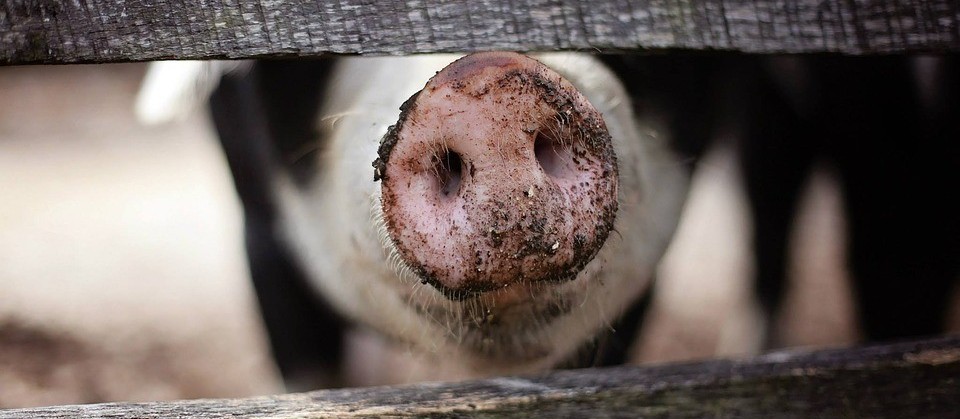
2,335,958,418
3,0,960,65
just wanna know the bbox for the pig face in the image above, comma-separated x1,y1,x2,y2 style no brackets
273,52,689,375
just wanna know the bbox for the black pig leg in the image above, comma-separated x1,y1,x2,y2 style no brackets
739,59,818,349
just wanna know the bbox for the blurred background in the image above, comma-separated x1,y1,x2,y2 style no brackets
0,64,280,407
0,63,956,408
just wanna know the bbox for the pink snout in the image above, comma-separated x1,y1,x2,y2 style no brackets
374,52,619,300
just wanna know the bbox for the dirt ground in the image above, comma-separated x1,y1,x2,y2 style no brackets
0,63,956,408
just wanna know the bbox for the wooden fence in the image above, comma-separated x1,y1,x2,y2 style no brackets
1,0,959,416
0,335,957,417
3,0,960,64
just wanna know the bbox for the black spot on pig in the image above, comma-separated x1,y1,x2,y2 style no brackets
209,60,348,390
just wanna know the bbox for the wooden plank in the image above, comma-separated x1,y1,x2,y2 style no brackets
2,335,958,418
2,0,960,65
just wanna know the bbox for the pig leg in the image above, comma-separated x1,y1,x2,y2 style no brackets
738,57,820,348
837,131,959,340
209,61,347,390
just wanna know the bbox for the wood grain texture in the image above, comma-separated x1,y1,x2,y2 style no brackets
2,335,958,418
2,0,960,64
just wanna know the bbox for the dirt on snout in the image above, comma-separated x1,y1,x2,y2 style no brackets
377,53,618,300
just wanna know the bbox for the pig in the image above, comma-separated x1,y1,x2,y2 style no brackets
138,52,696,389
139,52,959,391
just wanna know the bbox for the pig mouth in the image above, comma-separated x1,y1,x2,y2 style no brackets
407,276,585,362
373,205,600,361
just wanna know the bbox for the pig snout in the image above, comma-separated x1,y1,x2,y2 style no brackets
373,52,619,300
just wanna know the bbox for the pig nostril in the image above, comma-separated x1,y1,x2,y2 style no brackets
534,132,568,178
435,150,463,198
